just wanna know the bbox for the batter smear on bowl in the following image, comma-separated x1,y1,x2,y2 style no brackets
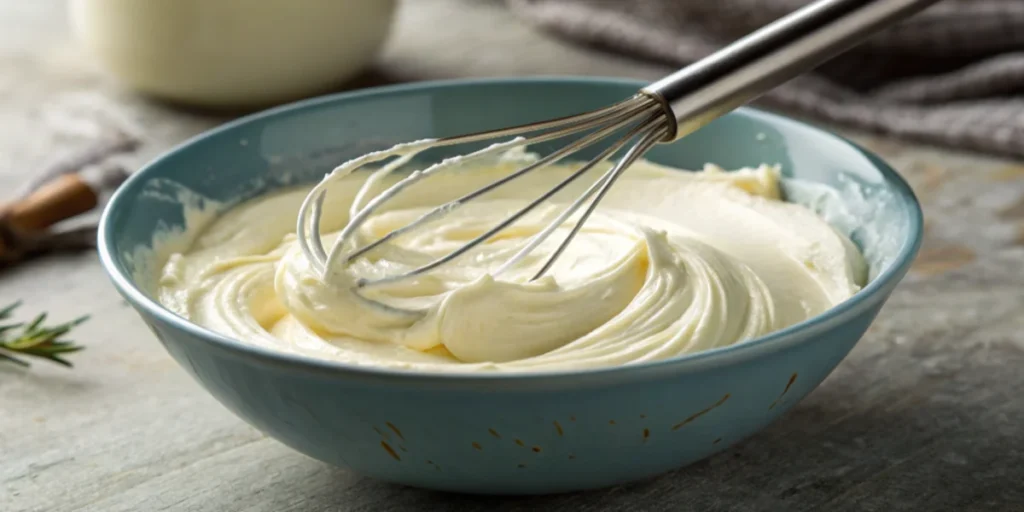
157,152,866,372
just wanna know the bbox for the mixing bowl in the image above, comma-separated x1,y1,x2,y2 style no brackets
98,78,922,494
71,0,397,108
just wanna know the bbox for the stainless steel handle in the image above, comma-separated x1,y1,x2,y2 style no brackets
641,0,941,141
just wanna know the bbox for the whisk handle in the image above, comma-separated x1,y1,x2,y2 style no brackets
640,0,940,141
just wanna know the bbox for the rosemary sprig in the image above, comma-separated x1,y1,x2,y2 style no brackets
0,302,87,367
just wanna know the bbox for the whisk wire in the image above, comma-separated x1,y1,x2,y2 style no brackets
491,118,667,279
528,124,668,281
299,147,424,275
295,93,670,286
344,100,661,264
332,97,656,250
322,138,523,275
427,94,650,146
304,150,421,270
356,113,667,288
299,95,663,280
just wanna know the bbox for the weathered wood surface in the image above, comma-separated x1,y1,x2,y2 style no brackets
2,1,1023,511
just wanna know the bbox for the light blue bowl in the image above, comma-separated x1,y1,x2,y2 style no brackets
98,78,922,495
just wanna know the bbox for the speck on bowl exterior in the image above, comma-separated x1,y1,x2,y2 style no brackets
98,78,922,495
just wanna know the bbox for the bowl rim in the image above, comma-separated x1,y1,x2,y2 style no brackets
98,76,923,386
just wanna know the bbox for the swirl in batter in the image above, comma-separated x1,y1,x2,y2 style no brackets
158,153,866,372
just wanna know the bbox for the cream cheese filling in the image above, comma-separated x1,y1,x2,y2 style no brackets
158,154,867,372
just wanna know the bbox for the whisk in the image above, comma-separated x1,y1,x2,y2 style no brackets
298,0,938,289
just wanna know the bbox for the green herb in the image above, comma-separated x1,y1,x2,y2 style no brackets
0,302,87,367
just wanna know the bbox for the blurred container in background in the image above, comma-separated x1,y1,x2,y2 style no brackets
70,0,396,109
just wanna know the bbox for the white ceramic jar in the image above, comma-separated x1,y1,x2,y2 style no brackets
70,0,397,109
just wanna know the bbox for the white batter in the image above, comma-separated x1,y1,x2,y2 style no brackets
158,152,866,372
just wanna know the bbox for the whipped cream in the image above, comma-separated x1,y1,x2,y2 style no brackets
158,154,866,372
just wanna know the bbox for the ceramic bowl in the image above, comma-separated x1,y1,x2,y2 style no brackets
71,0,397,108
98,78,922,494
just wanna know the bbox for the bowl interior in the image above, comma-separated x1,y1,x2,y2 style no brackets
101,77,921,351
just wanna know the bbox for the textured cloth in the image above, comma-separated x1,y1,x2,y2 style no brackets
507,0,1024,158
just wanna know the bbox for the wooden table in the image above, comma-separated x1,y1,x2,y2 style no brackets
3,1,1023,510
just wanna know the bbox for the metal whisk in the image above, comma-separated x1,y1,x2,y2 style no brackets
298,0,938,289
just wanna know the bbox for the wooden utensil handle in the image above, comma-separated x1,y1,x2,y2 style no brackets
2,173,98,232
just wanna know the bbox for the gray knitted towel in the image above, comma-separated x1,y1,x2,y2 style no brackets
507,0,1024,158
